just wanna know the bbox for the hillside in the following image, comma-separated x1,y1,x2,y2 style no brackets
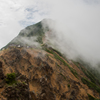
0,19,100,100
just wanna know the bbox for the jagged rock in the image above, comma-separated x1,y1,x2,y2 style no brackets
39,90,56,100
0,80,5,88
41,61,53,75
40,77,48,86
0,69,4,79
2,49,22,67
60,93,66,100
59,61,62,65
30,91,38,100
21,49,31,59
69,90,77,100
0,61,2,68
48,58,54,64
0,61,4,80
0,44,100,100
2,82,29,100
0,98,7,100
34,57,42,66
40,93,47,100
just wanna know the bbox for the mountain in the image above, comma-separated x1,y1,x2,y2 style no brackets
0,19,100,100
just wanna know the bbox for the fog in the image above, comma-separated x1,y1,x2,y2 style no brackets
0,0,100,67
41,0,100,67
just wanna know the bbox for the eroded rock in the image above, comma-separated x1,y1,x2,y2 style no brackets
2,82,29,100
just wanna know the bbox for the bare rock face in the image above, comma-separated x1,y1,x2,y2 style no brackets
0,47,100,100
39,90,56,100
2,82,29,100
34,57,42,66
0,61,4,80
30,91,37,100
1,49,22,67
41,61,53,76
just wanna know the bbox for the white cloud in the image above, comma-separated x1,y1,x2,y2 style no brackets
41,0,100,66
0,0,50,48
0,0,100,67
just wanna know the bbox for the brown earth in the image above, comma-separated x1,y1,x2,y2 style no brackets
0,46,100,100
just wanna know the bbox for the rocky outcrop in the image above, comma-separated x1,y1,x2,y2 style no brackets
2,82,29,100
0,47,100,100
0,61,4,80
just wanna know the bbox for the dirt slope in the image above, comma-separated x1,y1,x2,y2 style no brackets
0,46,100,100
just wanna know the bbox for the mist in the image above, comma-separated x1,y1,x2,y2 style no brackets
41,0,100,67
0,0,100,67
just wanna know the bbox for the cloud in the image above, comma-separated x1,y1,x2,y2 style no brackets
0,0,100,67
0,0,50,48
41,0,100,67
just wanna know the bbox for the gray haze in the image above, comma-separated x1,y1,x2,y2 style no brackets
42,0,100,67
0,0,100,67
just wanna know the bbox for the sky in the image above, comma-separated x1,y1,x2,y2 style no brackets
42,0,100,66
0,0,100,66
0,0,50,48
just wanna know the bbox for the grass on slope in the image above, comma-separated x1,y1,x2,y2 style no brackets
88,94,100,100
81,67,96,83
43,46,79,78
53,52,78,78
81,77,100,93
74,61,100,85
43,45,100,94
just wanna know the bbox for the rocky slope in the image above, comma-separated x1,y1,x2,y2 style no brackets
0,19,100,100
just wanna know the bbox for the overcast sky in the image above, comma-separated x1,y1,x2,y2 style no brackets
0,0,50,48
0,0,100,66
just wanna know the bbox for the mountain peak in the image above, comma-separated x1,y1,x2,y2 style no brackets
0,19,100,100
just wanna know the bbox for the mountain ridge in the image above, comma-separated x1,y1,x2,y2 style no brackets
0,19,100,100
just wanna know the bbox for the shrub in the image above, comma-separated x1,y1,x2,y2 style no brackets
36,36,43,44
5,73,16,85
88,94,100,100
68,84,70,88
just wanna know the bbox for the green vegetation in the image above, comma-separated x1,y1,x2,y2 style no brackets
26,22,44,37
88,94,100,100
42,45,67,64
54,53,78,78
81,67,96,83
72,61,80,68
5,73,16,85
43,46,79,78
51,48,63,57
5,21,45,47
42,45,79,78
68,84,70,88
51,48,69,62
68,66,78,78
45,48,54,54
81,77,100,93
80,65,100,85
42,45,54,54
73,59,100,85
53,52,67,65
22,82,26,85
73,61,100,85
36,36,43,44
47,54,54,58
